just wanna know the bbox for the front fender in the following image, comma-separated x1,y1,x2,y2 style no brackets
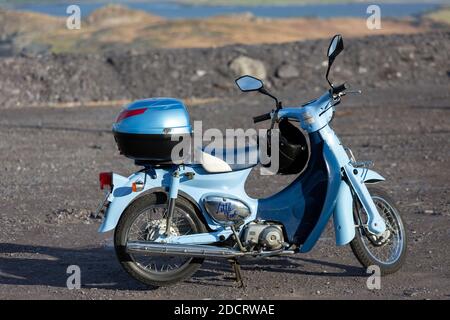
359,168,385,184
333,181,355,246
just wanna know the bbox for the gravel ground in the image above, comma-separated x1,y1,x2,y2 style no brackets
0,83,449,300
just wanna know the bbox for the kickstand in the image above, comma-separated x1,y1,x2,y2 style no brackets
228,258,245,289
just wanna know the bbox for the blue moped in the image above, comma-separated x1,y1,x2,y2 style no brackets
96,35,407,287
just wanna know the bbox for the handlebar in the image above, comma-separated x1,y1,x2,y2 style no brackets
253,112,271,123
254,84,360,123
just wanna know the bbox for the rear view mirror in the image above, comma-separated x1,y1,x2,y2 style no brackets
325,34,344,88
327,34,344,61
235,75,264,92
235,75,281,109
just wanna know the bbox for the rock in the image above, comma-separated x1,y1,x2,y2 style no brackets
46,208,100,224
417,209,442,216
170,70,180,79
358,66,368,74
403,289,419,297
276,63,299,79
344,289,354,294
19,43,51,57
196,69,207,77
229,56,267,80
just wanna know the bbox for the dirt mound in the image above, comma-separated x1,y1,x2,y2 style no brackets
0,9,62,35
0,5,438,55
85,4,164,27
0,32,448,108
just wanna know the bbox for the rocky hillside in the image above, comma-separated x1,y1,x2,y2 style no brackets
0,31,448,108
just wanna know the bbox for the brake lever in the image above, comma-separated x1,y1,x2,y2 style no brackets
336,89,361,99
346,89,362,94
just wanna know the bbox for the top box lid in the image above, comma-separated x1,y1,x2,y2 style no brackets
113,98,192,135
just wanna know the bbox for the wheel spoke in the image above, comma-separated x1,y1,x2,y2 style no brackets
126,204,197,274
357,196,404,265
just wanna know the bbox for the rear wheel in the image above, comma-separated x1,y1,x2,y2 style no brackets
350,187,407,275
114,193,206,287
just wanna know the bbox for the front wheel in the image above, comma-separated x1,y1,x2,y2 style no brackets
350,187,407,275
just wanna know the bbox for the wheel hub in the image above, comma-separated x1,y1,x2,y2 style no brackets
141,220,179,241
366,228,391,246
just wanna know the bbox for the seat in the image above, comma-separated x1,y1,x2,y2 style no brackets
200,145,259,173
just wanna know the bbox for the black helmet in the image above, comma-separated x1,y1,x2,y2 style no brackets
263,118,309,174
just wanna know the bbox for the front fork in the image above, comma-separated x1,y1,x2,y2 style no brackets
333,164,387,246
343,163,386,235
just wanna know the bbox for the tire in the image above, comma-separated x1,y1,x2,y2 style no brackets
350,187,407,275
114,193,207,287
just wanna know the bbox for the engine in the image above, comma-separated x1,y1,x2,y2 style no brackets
242,222,285,251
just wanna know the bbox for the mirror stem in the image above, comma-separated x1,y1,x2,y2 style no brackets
325,57,334,88
259,87,281,109
276,100,282,110
326,67,333,88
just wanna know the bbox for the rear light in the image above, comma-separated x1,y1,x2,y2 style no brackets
116,108,147,122
99,172,113,190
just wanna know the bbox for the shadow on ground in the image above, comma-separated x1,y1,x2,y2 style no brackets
0,243,364,291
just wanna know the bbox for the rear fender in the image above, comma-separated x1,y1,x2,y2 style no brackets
98,172,155,233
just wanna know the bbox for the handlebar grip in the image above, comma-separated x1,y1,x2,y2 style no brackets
253,113,271,123
333,83,347,94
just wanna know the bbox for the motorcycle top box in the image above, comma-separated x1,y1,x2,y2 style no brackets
112,98,191,163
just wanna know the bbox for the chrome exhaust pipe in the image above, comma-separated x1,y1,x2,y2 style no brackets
126,241,246,258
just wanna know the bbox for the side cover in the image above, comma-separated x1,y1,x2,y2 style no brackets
256,132,341,251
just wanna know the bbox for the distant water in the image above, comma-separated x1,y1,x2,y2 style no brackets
12,2,440,19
